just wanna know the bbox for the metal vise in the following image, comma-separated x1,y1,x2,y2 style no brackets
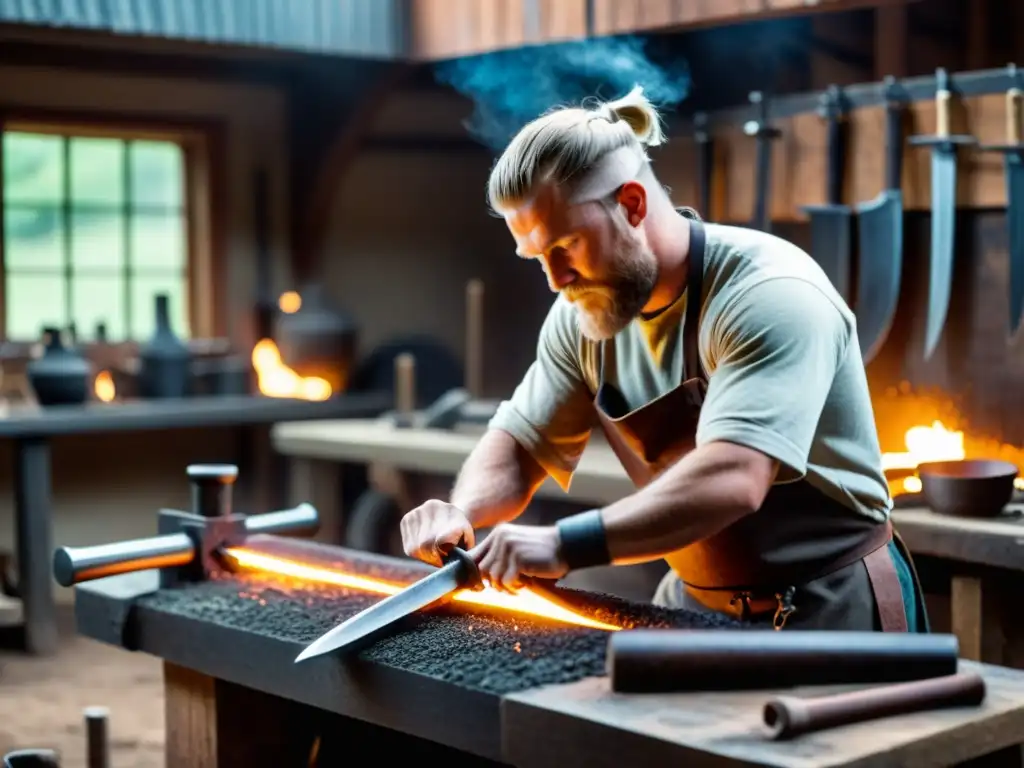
52,464,319,589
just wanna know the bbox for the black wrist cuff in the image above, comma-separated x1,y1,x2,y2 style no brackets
557,509,611,570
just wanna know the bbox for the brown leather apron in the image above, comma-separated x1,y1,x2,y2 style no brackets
593,219,912,631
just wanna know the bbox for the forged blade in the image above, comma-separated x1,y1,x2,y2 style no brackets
1008,154,1024,334
855,190,903,362
295,558,467,662
806,204,853,303
924,151,957,360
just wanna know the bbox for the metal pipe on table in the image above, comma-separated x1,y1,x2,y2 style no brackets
763,672,985,740
52,503,319,587
607,630,960,692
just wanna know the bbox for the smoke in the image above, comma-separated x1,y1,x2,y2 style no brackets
433,35,691,152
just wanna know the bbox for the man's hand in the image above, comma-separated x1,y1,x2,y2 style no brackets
473,523,569,592
400,500,475,567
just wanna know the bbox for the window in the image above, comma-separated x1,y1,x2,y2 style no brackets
2,127,193,342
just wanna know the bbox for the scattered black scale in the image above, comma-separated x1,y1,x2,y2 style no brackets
138,549,744,696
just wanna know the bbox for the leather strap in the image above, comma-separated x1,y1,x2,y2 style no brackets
683,219,707,382
863,540,909,632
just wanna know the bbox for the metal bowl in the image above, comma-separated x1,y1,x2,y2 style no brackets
917,459,1019,518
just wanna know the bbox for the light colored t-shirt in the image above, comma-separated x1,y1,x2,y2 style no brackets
488,222,892,522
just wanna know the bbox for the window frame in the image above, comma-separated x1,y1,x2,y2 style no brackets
0,107,226,342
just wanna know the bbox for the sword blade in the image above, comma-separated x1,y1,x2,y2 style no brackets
295,558,469,662
924,150,957,359
855,190,903,362
1008,154,1024,334
806,204,853,303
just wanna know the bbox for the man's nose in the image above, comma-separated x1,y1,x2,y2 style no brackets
541,256,576,291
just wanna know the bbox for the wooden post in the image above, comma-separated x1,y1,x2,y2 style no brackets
394,353,416,414
465,279,484,399
164,662,317,767
874,1,907,79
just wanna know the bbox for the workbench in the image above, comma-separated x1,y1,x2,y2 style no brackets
1,393,389,658
74,539,1024,768
271,418,1024,668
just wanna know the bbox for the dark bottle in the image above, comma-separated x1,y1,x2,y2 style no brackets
26,326,90,406
138,294,191,399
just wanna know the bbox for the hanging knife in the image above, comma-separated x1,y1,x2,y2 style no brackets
694,112,714,218
855,77,906,363
977,64,1024,335
909,68,978,360
295,545,483,662
803,85,853,303
744,91,782,233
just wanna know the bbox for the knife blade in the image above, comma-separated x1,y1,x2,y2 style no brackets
803,85,853,303
908,68,977,360
855,76,906,363
978,65,1024,335
294,546,482,663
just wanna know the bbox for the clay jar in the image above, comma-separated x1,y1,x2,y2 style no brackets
138,294,192,399
274,284,357,393
26,327,90,406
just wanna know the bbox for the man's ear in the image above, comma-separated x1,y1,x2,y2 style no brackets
615,181,647,227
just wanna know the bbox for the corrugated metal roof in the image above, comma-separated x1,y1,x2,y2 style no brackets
0,0,406,59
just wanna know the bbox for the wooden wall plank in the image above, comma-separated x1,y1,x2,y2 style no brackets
407,0,917,60
667,91,1014,223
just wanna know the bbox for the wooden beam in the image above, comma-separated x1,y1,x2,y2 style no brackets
874,1,909,78
291,63,414,283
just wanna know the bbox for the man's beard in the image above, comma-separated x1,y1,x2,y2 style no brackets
565,244,657,341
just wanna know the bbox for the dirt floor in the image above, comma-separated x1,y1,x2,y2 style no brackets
0,604,164,767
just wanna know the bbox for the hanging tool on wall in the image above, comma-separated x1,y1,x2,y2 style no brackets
909,68,978,360
977,64,1024,336
744,91,781,233
802,85,853,303
855,76,907,364
693,112,714,219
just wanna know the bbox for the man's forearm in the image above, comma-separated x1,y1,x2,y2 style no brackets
599,441,779,565
450,429,549,529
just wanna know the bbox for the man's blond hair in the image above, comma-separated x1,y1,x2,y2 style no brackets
486,85,666,214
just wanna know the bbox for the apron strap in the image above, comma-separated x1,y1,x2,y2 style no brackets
861,521,909,632
683,219,707,382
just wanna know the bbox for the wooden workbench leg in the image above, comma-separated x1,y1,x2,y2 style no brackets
164,662,317,768
951,576,1007,665
288,458,343,544
13,437,58,656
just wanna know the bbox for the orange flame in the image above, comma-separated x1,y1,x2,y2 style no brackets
876,386,1024,496
278,291,302,314
251,339,332,401
94,370,115,403
224,547,621,632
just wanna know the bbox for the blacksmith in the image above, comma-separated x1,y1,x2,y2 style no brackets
400,86,926,631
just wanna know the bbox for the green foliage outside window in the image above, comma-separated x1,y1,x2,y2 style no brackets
2,130,191,341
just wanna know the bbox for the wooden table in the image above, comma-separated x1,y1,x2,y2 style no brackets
0,393,389,657
77,556,1024,768
271,418,1024,666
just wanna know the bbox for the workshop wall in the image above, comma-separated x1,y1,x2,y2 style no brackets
0,62,292,602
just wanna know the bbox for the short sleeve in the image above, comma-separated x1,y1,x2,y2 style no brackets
487,300,595,489
696,277,850,481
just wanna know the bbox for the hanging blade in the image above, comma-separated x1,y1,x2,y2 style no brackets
978,64,1024,335
694,111,714,219
854,76,906,363
908,68,977,360
294,547,482,663
744,91,782,232
803,84,853,302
